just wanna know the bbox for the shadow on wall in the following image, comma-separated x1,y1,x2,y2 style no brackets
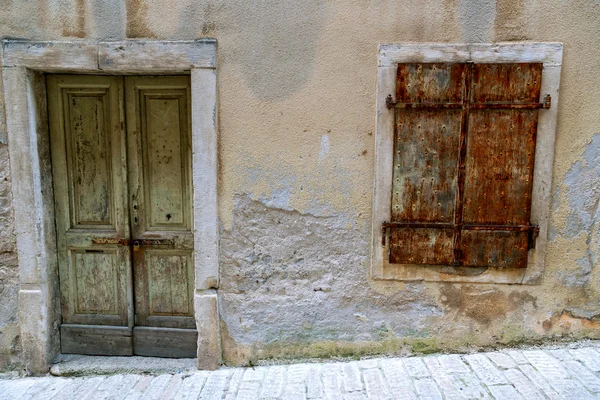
224,0,329,101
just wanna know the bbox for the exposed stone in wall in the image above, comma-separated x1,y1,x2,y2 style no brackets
0,144,21,370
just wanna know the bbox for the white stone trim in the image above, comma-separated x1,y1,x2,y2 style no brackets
1,40,220,373
371,42,563,285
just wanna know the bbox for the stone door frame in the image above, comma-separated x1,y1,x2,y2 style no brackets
1,40,221,373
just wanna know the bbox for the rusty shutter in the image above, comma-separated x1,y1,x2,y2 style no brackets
386,62,546,268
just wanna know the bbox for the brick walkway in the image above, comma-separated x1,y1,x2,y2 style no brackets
3,344,600,399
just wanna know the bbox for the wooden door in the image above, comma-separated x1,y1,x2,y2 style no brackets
48,75,196,358
48,75,133,355
125,76,196,358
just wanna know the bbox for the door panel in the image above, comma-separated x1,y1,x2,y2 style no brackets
125,76,197,357
48,75,133,354
50,74,196,358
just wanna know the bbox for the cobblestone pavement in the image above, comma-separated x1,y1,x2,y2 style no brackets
3,344,600,399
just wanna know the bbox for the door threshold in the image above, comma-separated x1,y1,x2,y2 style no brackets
50,354,199,377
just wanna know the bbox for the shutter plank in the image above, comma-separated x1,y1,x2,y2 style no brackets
389,64,465,265
389,228,454,265
463,109,538,224
396,63,466,103
392,109,461,223
459,63,542,267
460,230,529,268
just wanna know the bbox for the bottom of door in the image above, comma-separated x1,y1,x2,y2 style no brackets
133,326,198,358
61,324,133,356
61,324,197,358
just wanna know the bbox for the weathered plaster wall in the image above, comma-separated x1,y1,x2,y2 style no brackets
0,0,599,367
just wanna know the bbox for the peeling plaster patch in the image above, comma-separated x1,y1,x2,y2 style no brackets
563,134,600,239
220,195,440,358
318,134,330,162
439,284,537,327
457,0,496,42
552,134,600,286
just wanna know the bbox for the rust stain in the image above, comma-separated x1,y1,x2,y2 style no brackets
125,0,155,38
541,310,600,333
440,285,537,326
62,0,86,38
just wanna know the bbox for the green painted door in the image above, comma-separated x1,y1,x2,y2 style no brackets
48,75,196,357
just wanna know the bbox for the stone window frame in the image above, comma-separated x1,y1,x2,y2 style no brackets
1,40,221,373
371,43,563,285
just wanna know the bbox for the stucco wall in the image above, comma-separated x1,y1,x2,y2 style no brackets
0,0,599,367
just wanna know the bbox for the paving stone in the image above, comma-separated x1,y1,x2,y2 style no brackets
173,372,209,400
487,384,523,400
91,374,141,400
322,364,343,400
282,383,307,400
236,380,262,400
422,357,463,400
15,378,56,400
198,370,231,399
437,354,470,374
570,348,600,372
413,378,442,400
342,392,368,400
523,350,570,380
507,350,529,365
547,378,596,400
52,378,94,400
380,359,417,400
403,358,430,378
140,374,173,400
243,366,266,381
67,376,107,400
517,364,561,400
159,375,184,400
224,369,244,400
31,378,70,400
449,371,491,399
486,352,516,370
357,359,381,370
548,349,574,361
464,354,508,386
306,364,324,399
287,364,310,384
363,368,392,400
342,362,363,393
259,366,286,399
122,375,154,400
563,359,600,392
503,368,545,400
0,378,39,399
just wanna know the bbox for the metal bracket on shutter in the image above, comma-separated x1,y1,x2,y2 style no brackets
542,94,551,109
528,226,540,250
386,95,395,110
381,221,540,249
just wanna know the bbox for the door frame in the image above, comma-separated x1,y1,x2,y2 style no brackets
1,40,221,373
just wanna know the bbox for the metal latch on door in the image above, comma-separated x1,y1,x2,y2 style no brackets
91,238,175,248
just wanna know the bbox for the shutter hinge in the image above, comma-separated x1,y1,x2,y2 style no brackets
386,95,395,110
542,94,551,109
528,226,540,250
382,221,389,246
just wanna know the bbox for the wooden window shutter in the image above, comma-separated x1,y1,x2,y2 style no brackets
385,62,546,268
